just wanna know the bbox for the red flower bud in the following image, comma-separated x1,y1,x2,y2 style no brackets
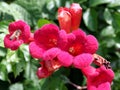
58,7,71,33
58,3,82,33
70,3,82,31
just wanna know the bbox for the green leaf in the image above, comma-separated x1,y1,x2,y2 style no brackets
114,70,120,80
9,3,32,25
5,50,25,77
24,80,40,90
0,47,7,57
112,12,120,32
46,0,56,12
6,50,19,63
0,64,8,81
25,60,38,79
41,76,67,90
0,21,9,34
37,19,51,28
101,26,115,37
106,39,116,48
108,0,120,7
19,45,39,85
41,0,58,20
15,0,47,12
9,83,23,90
0,21,9,47
0,2,15,20
104,8,112,25
19,44,30,62
112,70,120,89
89,0,111,7
12,59,25,77
83,8,98,31
0,2,32,25
0,33,6,47
0,2,10,14
15,0,48,25
54,0,63,7
54,0,71,8
24,60,35,79
24,59,40,90
12,49,27,77
72,0,87,3
115,43,120,48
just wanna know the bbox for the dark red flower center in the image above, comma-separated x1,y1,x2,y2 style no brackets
47,35,57,48
68,43,84,56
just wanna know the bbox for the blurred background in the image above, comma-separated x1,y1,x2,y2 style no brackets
0,0,120,90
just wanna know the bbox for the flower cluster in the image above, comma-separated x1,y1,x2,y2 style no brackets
4,3,114,90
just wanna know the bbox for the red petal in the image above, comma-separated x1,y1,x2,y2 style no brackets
43,48,61,60
58,51,73,67
36,67,52,79
73,54,93,69
4,34,23,50
84,35,99,54
29,42,44,59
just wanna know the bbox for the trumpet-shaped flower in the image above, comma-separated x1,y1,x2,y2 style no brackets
37,47,73,79
82,66,114,90
59,29,98,67
29,24,68,59
4,20,31,50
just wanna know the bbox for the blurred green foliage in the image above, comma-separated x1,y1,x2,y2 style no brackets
0,0,120,90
